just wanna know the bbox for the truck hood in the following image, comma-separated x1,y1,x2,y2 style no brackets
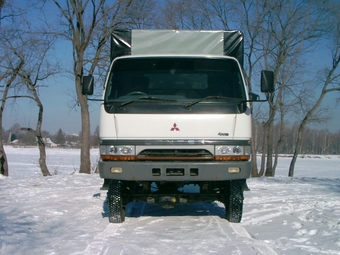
100,113,251,140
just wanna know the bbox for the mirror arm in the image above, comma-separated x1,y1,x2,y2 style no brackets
87,98,104,102
245,98,268,103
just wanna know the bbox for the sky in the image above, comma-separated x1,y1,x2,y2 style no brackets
1,1,340,135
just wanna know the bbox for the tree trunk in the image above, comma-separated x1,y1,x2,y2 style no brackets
34,84,51,177
251,118,259,177
37,136,51,177
273,133,284,173
0,97,9,176
265,121,274,177
259,122,267,177
264,94,276,177
273,111,285,173
76,70,91,174
288,122,305,177
79,98,91,174
0,145,8,176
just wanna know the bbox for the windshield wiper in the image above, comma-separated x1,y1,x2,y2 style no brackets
118,96,176,108
184,96,238,109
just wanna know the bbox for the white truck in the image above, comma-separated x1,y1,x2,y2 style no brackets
82,29,274,223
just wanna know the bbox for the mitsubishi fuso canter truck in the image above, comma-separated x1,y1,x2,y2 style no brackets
82,29,274,223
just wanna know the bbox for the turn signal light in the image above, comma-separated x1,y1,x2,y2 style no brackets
101,155,137,161
214,155,250,161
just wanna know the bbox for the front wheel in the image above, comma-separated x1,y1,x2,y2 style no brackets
224,180,244,223
107,180,125,223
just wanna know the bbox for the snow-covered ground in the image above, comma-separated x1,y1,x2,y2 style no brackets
0,146,339,255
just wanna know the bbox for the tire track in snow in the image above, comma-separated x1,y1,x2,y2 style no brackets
230,223,279,255
83,201,279,255
89,202,226,254
83,219,145,255
82,223,122,255
84,217,154,255
201,202,278,255
242,203,312,226
202,202,279,255
212,217,256,255
82,201,148,255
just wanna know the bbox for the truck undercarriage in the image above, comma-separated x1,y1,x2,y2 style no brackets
106,179,246,223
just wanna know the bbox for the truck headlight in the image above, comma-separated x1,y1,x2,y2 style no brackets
120,146,133,154
100,145,136,161
219,146,231,154
100,145,135,155
215,145,250,161
216,145,249,155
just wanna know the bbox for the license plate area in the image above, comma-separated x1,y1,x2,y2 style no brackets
166,168,185,176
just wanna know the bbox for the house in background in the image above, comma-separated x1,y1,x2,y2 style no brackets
42,137,58,147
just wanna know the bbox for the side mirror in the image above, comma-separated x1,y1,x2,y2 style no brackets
261,70,274,93
82,75,94,95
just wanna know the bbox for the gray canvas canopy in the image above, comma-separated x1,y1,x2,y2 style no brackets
111,29,244,67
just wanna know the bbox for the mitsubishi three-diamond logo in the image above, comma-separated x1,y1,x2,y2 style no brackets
170,123,180,131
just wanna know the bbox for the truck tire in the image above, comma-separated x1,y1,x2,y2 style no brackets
224,180,244,223
107,180,125,223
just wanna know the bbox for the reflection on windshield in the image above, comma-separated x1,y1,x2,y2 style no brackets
105,57,245,103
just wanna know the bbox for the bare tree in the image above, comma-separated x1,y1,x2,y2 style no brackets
255,0,327,177
161,0,218,30
123,0,158,29
50,0,132,174
15,32,58,176
1,0,59,176
289,2,340,176
237,0,270,177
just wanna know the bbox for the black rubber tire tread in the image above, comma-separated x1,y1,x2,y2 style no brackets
107,180,125,223
225,180,244,223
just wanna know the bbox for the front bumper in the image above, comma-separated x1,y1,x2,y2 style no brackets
98,160,251,181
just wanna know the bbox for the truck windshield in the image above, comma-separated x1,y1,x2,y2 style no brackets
105,57,245,102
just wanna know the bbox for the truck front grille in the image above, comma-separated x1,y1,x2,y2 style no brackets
137,149,213,161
